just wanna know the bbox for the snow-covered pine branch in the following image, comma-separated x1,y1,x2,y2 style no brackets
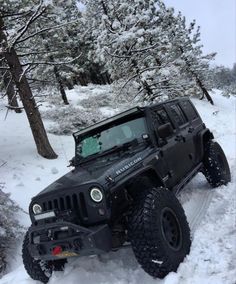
10,1,46,47
15,20,80,45
21,54,82,67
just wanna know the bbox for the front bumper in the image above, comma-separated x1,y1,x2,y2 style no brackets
28,221,112,260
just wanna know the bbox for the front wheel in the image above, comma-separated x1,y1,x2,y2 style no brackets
129,187,191,279
22,229,66,283
203,141,231,187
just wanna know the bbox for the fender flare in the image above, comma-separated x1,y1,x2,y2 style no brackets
197,128,214,159
125,166,165,196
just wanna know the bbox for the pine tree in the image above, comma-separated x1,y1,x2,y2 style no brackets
24,0,82,103
212,64,236,96
0,183,25,274
169,9,215,104
0,1,58,159
84,0,215,104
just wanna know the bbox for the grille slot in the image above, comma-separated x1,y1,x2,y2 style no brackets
48,201,52,210
42,202,47,211
41,192,88,221
72,194,78,209
79,193,88,219
54,199,59,209
66,195,71,209
60,197,65,210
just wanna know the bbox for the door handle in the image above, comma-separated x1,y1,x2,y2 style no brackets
188,127,194,133
175,135,186,142
175,135,183,142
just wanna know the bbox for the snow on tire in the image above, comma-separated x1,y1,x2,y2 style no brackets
129,187,191,279
203,141,231,187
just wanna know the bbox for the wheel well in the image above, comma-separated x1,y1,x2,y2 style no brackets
198,129,214,159
141,169,164,187
126,169,164,197
202,129,214,146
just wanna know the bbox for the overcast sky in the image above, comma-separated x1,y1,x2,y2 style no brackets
164,0,235,68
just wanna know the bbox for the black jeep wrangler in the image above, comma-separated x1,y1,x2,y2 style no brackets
22,97,231,283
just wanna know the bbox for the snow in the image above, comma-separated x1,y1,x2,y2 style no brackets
0,87,235,284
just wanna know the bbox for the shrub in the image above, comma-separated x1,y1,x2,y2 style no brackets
42,105,105,135
0,184,25,275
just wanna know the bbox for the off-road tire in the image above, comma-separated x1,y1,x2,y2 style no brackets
129,187,191,279
203,141,231,187
22,230,66,283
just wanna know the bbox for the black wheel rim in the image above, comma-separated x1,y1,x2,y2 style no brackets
160,207,182,251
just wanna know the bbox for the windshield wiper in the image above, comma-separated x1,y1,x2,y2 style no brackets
101,138,139,156
78,139,139,164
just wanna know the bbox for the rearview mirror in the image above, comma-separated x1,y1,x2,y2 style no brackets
157,123,174,139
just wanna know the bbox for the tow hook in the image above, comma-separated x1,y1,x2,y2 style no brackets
52,245,63,256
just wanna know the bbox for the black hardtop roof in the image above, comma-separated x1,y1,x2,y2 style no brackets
73,97,189,138
73,106,144,138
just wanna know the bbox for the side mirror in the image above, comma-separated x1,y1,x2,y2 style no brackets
157,123,174,139
68,157,76,167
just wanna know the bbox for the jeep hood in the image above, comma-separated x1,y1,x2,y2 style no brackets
34,147,154,199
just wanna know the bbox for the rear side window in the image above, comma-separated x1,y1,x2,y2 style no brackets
180,101,198,121
152,108,171,126
169,104,187,127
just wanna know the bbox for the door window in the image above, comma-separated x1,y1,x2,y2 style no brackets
152,108,172,126
180,101,198,121
169,104,187,127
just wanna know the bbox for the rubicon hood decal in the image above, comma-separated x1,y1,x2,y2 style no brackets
115,157,142,176
103,148,154,181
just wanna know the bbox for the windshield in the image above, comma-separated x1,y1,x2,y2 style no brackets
75,117,147,160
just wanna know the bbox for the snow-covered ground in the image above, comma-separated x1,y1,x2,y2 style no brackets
0,87,235,284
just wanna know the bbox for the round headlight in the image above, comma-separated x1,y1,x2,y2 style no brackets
32,204,42,214
90,188,103,203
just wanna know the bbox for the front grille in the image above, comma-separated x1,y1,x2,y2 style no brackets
42,193,88,220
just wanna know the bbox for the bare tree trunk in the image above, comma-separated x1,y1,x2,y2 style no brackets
53,66,69,105
3,73,22,113
194,75,214,105
77,72,88,86
187,67,214,105
105,71,112,84
0,17,57,159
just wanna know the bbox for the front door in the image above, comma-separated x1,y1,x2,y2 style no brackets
153,104,194,187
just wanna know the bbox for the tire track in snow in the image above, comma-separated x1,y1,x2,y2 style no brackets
182,189,214,235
